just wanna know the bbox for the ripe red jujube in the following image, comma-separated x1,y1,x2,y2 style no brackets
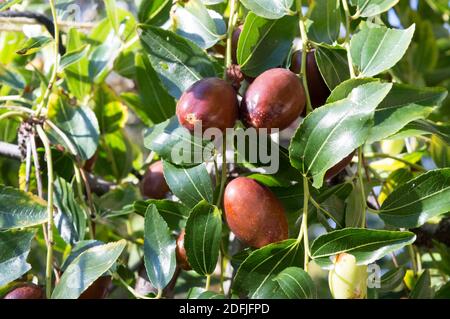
3,283,45,299
176,229,191,271
140,161,170,199
240,68,305,131
290,50,330,109
79,276,111,299
176,78,238,132
224,177,288,248
232,24,243,64
325,150,355,180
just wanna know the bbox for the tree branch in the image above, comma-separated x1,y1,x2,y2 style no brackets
0,141,21,159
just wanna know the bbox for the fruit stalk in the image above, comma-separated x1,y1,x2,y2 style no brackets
300,175,310,271
295,0,313,114
225,0,240,72
36,125,54,298
36,0,59,117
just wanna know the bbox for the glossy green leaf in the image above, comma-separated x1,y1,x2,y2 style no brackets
184,201,222,275
60,240,104,272
310,228,416,267
315,44,350,90
162,161,213,208
349,0,399,17
104,0,120,34
273,267,317,299
0,64,25,90
120,92,152,126
138,0,171,24
64,28,90,101
16,36,52,56
350,22,415,77
379,266,406,293
410,269,434,299
93,84,128,134
392,120,450,145
173,0,225,49
88,31,122,82
144,204,177,290
144,116,213,165
52,240,126,299
240,0,294,19
431,135,450,168
59,45,89,71
233,240,303,298
139,25,216,99
135,52,176,124
0,229,36,286
344,181,365,228
47,94,99,161
53,177,86,245
237,13,297,77
0,186,47,230
289,81,392,188
379,169,450,228
308,0,340,44
134,199,190,230
378,168,413,205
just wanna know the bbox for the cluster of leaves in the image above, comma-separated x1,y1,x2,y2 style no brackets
0,0,450,299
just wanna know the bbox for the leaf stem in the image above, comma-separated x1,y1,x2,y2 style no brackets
358,147,367,228
205,274,212,291
216,137,227,207
36,125,54,299
36,0,60,117
298,176,310,271
0,111,26,121
342,0,356,78
296,0,313,114
224,0,239,74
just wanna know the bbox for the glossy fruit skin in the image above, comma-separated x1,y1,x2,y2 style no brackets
3,283,45,299
325,150,355,180
140,161,170,199
83,151,98,172
240,68,305,131
176,229,191,271
232,24,243,64
79,276,111,299
224,177,288,248
290,50,330,109
176,78,239,133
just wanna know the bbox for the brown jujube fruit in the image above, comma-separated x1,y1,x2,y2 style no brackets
83,151,98,172
290,50,330,110
140,161,170,199
176,229,191,271
224,177,288,248
240,68,305,131
176,78,238,132
3,283,45,299
231,24,243,64
325,150,355,180
79,276,111,299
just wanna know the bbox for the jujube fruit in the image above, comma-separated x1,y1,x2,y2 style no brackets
176,78,239,132
325,150,355,180
79,276,111,299
231,24,243,64
176,229,191,271
3,283,45,299
224,177,288,248
290,50,330,109
140,161,170,199
240,68,305,131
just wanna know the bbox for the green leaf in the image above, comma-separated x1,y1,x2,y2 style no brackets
379,169,450,228
240,0,294,19
378,168,413,205
162,161,213,208
273,267,316,299
138,0,172,24
60,240,104,272
16,36,52,56
47,94,100,161
88,31,122,83
431,135,450,168
410,270,434,299
93,84,128,134
349,0,399,17
344,181,365,228
184,201,222,275
237,13,297,77
289,81,392,188
139,25,216,99
379,266,406,293
392,120,450,145
120,92,152,126
0,229,36,286
0,186,47,230
173,0,225,49
233,240,303,298
53,177,86,245
64,28,91,101
315,44,350,90
144,204,176,290
310,228,416,267
52,240,126,299
104,0,120,35
144,116,213,165
134,199,189,230
0,0,22,12
135,52,176,124
350,22,415,77
308,0,340,44
0,64,25,90
197,291,226,299
59,45,89,71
